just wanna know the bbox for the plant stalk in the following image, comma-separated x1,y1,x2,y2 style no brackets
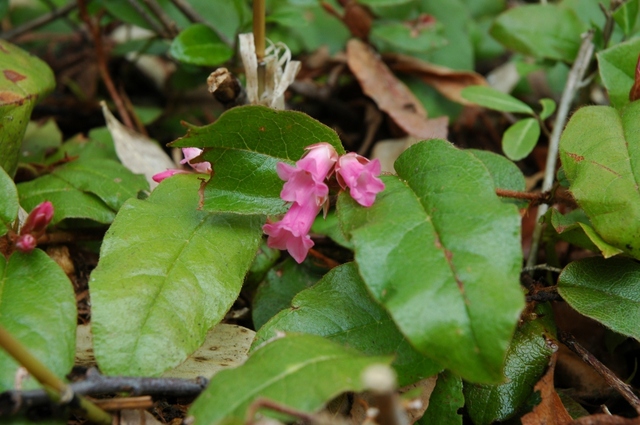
253,0,266,98
526,31,594,268
0,325,112,424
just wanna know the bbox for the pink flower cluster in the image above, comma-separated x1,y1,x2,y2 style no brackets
15,201,54,253
263,143,384,263
153,148,212,183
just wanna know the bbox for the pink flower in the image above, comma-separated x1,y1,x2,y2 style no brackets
277,143,338,206
15,234,37,253
263,201,322,263
152,169,189,183
336,153,385,207
20,201,54,236
181,148,212,174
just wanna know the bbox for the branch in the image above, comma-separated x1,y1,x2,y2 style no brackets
1,1,77,41
526,31,595,268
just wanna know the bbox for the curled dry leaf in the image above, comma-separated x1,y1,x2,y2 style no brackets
101,102,175,189
521,352,573,425
347,39,447,140
383,53,488,105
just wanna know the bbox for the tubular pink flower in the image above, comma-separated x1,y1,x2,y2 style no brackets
263,201,322,263
15,234,37,253
152,169,189,183
336,153,385,207
181,148,212,174
277,143,338,206
20,201,54,236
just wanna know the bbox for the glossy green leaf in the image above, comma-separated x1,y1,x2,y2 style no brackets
169,24,234,66
338,140,524,383
0,166,18,236
559,102,640,258
464,316,557,425
597,37,640,109
502,118,541,161
461,86,534,114
252,258,324,330
0,250,76,391
371,21,447,54
89,175,263,376
467,149,526,192
490,5,584,62
539,98,557,120
170,105,344,215
558,257,640,341
419,371,464,425
253,263,442,386
613,0,638,35
549,208,599,252
0,40,55,177
189,334,392,425
18,175,115,225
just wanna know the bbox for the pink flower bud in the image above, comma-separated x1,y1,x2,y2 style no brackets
263,201,322,263
277,143,338,206
20,201,54,236
152,169,189,183
15,234,37,253
336,153,385,207
181,148,212,174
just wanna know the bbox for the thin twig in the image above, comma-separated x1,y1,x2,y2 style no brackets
123,0,169,38
140,0,179,37
78,0,136,130
1,1,77,41
245,398,316,425
559,331,640,415
526,31,594,268
495,188,546,202
0,327,112,424
167,0,232,46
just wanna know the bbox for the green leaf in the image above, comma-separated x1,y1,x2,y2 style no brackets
548,208,599,252
45,128,119,164
0,250,76,391
613,0,638,35
419,371,464,425
18,175,116,225
558,257,640,341
169,24,234,66
252,258,324,330
0,40,55,177
359,0,415,5
19,119,62,164
578,223,624,258
597,37,640,109
253,263,442,386
0,166,18,236
490,5,584,62
89,175,263,376
464,316,557,425
461,86,534,114
311,210,353,249
51,159,149,210
370,21,447,54
501,118,541,161
468,149,527,208
170,105,345,215
559,103,640,258
189,334,392,425
539,98,557,120
338,140,524,383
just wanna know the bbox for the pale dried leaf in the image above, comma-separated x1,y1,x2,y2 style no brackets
384,53,488,105
521,353,573,425
75,323,95,368
120,409,163,425
101,102,175,189
347,39,437,140
162,324,255,380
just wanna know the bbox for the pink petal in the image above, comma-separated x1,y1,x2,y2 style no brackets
263,201,322,263
152,169,189,183
336,154,385,207
181,148,212,174
20,201,54,235
15,234,37,253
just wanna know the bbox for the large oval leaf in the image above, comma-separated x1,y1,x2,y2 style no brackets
0,250,76,391
170,105,345,215
189,334,392,425
0,40,55,177
89,174,263,376
253,263,442,386
559,102,640,258
337,140,524,383
0,166,18,236
558,257,640,341
490,5,584,62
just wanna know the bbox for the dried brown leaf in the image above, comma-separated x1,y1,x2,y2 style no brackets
383,53,488,105
347,39,444,140
521,352,573,425
629,54,640,102
571,415,640,425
